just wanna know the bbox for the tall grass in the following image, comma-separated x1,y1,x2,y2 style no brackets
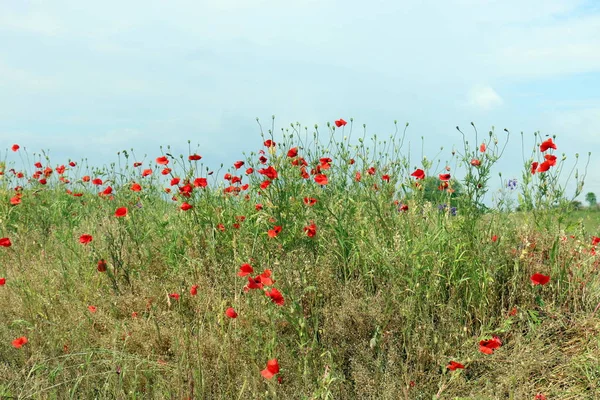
1,121,599,399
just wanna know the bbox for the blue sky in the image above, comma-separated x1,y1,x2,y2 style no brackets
1,0,599,200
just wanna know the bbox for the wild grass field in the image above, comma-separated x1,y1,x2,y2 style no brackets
1,120,600,399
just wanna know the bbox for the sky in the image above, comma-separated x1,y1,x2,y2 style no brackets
1,0,599,201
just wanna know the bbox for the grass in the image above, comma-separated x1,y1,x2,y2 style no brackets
1,122,600,399
568,209,600,234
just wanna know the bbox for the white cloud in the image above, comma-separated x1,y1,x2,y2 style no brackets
468,85,504,110
0,61,56,91
0,9,63,36
547,106,600,143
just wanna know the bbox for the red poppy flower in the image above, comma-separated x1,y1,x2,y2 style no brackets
470,159,481,167
156,156,169,165
169,293,180,300
88,305,97,313
79,234,93,244
142,169,152,177
11,144,19,152
298,167,308,179
258,166,278,180
181,202,193,211
353,171,361,182
189,154,202,161
101,186,113,196
264,140,276,148
133,162,142,167
245,167,253,175
128,183,141,192
255,203,263,211
97,259,107,272
531,162,539,174
261,358,280,379
334,119,347,127
439,173,451,181
170,177,180,186
536,161,551,173
92,178,103,185
411,169,425,180
10,194,21,205
446,361,465,371
12,336,28,349
161,167,171,175
367,167,376,175
592,236,600,246
303,197,317,206
226,161,243,171
190,285,198,296
287,147,298,158
479,347,494,355
540,138,557,152
314,174,328,185
217,224,225,232
260,180,272,189
479,336,502,354
291,157,306,167
304,222,317,238
56,165,65,174
266,288,284,306
480,143,486,153
238,263,254,277
544,154,557,166
115,207,128,218
491,235,498,242
320,158,332,169
382,174,390,182
0,277,5,286
225,307,238,318
530,273,550,285
268,226,282,238
535,394,547,400
0,237,12,247
253,270,271,286
190,178,206,188
245,276,264,291
179,184,193,197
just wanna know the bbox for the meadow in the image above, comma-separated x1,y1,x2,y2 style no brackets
1,119,600,399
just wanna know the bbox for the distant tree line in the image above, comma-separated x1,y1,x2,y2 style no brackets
586,192,598,209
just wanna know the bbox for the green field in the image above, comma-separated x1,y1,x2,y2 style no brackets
1,128,599,399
